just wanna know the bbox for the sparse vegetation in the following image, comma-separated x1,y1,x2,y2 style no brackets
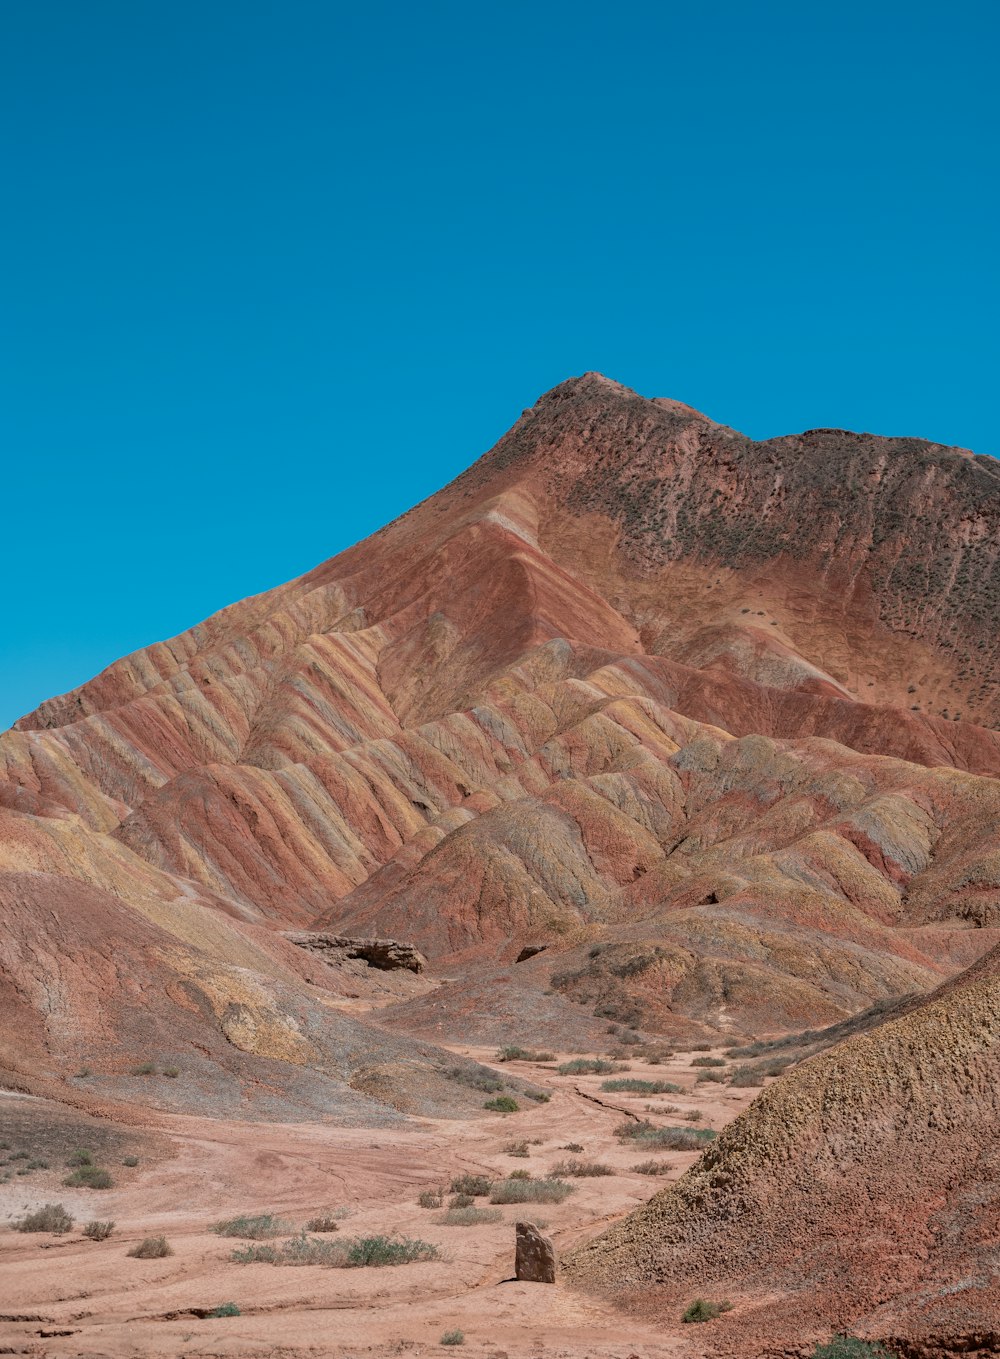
681,1298,732,1323
548,1158,614,1177
132,1062,156,1076
162,1066,180,1078
614,1120,716,1151
418,1188,444,1208
207,1302,241,1317
122,1156,139,1167
213,1213,290,1240
489,1177,574,1204
600,1078,681,1094
561,1142,584,1153
437,1206,502,1226
128,1235,173,1258
441,1329,465,1345
67,1148,93,1167
484,1095,519,1113
304,1210,347,1232
495,1046,554,1062
234,1233,438,1268
631,1159,673,1175
690,1056,726,1067
444,1064,503,1094
64,1165,113,1188
450,1192,474,1208
450,1174,492,1197
503,1139,530,1157
14,1203,73,1234
83,1219,115,1240
811,1339,898,1359
555,1058,624,1076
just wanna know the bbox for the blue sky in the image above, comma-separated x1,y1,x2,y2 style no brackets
2,2,997,729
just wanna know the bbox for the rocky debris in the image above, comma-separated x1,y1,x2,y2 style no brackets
515,944,547,963
283,932,427,974
515,1220,556,1283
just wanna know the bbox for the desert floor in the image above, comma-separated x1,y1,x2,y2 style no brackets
0,1046,761,1359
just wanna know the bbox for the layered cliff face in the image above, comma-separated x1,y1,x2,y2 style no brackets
3,373,1000,1093
564,942,1000,1351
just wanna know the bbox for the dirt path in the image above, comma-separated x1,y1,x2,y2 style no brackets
0,1045,762,1357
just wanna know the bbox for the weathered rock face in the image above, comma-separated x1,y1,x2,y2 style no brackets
515,1221,556,1283
283,932,427,973
3,372,1000,1082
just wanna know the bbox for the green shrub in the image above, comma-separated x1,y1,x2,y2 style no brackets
15,1203,73,1233
232,1233,439,1268
484,1095,519,1113
548,1158,614,1177
600,1078,681,1094
207,1302,241,1317
128,1235,172,1258
64,1166,113,1189
66,1148,93,1167
345,1234,439,1266
555,1059,624,1076
437,1206,502,1226
489,1178,574,1204
83,1220,115,1241
613,1120,716,1151
450,1174,492,1197
682,1298,732,1323
495,1046,555,1062
441,1330,465,1346
213,1213,290,1240
811,1339,897,1359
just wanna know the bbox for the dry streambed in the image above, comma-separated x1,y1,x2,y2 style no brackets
0,1044,767,1357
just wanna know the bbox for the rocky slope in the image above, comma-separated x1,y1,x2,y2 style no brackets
565,942,1000,1353
3,373,1000,1090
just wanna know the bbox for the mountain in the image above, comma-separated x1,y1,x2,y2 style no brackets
3,372,1000,1094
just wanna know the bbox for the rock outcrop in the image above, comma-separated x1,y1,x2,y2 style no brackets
283,932,427,973
515,1221,556,1283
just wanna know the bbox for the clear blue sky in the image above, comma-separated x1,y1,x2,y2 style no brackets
2,2,997,730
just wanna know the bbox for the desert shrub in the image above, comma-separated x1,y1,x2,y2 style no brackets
561,1142,584,1153
682,1298,731,1323
524,1089,551,1102
696,1069,726,1083
684,1109,704,1122
345,1234,439,1266
67,1148,93,1167
213,1213,290,1239
614,1120,716,1151
162,1066,180,1079
83,1219,115,1241
418,1189,444,1208
122,1156,140,1167
132,1062,156,1076
207,1302,240,1317
64,1166,113,1189
729,1064,763,1087
449,1192,474,1208
441,1330,465,1346
450,1174,492,1197
495,1046,554,1063
812,1340,897,1359
548,1158,614,1178
484,1095,519,1113
76,1067,92,1077
690,1056,726,1067
489,1178,574,1204
26,1158,49,1170
129,1235,172,1258
643,1048,674,1063
503,1139,529,1157
508,1169,531,1180
437,1206,502,1226
555,1059,624,1076
601,1078,681,1094
632,1160,673,1175
14,1203,73,1233
444,1064,503,1093
304,1214,343,1232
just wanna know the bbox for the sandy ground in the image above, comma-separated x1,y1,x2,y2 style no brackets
0,1047,762,1358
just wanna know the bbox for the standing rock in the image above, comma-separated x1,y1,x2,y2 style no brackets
515,1220,556,1283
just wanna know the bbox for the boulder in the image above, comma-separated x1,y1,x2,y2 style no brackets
283,932,427,973
515,1220,556,1283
